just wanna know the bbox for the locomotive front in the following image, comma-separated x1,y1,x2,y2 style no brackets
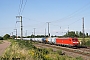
72,38,79,46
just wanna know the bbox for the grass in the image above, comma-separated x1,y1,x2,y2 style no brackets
85,40,90,46
78,38,90,46
0,39,83,60
78,38,90,41
0,40,3,44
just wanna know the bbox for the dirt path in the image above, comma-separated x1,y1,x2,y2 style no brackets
0,40,10,56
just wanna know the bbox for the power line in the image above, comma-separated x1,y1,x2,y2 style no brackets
50,2,90,23
68,19,81,26
22,17,47,28
51,19,81,28
18,0,27,15
23,17,45,24
21,0,27,15
18,0,23,15
22,16,80,30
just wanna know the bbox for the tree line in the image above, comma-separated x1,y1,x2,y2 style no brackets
63,31,89,38
0,31,90,40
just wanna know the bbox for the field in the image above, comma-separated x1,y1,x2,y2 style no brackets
0,39,83,60
78,38,90,46
78,38,90,41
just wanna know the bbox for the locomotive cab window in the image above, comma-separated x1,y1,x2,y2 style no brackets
72,39,78,41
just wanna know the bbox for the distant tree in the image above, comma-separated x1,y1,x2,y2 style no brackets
79,31,85,38
51,35,53,37
86,32,89,37
0,36,3,40
68,31,76,37
31,34,34,38
89,35,90,37
63,31,79,37
12,35,16,39
18,36,20,38
27,36,31,38
3,34,10,40
63,33,68,37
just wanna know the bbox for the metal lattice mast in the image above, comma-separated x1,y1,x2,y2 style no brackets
16,16,23,40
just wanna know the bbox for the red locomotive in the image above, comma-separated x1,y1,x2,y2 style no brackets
55,37,79,47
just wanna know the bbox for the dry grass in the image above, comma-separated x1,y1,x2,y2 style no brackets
1,39,83,60
78,38,90,42
0,40,3,44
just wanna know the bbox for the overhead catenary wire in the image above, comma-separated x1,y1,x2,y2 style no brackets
22,17,47,28
21,0,27,15
18,1,90,33
68,19,81,26
18,0,27,15
22,16,76,30
51,19,81,28
15,1,90,36
23,17,44,23
22,16,81,34
15,0,27,37
18,0,23,15
50,2,90,23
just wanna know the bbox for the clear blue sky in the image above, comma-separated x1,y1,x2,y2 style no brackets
0,0,90,36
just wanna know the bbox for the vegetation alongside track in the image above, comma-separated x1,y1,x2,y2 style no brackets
1,39,83,60
85,40,90,46
78,38,90,46
78,38,90,41
0,40,3,44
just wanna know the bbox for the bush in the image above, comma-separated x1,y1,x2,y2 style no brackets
0,36,3,40
57,50,62,55
85,40,90,46
3,34,10,40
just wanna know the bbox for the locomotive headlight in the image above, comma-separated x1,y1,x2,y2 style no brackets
73,42,79,43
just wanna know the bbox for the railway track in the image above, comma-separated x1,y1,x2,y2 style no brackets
76,47,90,56
42,43,90,56
34,43,90,60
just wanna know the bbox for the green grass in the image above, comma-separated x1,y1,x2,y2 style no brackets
78,38,90,41
85,40,90,46
0,39,83,60
78,38,90,46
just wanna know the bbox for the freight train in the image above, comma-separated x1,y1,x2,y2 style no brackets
16,37,80,47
